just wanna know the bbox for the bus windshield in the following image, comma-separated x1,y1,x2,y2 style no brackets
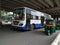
13,8,24,20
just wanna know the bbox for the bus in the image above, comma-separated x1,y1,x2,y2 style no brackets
11,7,51,30
1,12,13,25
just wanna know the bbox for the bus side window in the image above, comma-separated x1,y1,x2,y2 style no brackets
36,16,39,20
39,16,40,20
30,15,33,19
27,14,33,19
33,16,36,20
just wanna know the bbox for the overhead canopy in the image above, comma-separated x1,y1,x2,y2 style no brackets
1,0,60,16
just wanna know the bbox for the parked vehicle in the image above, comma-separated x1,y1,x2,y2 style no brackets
45,19,56,35
56,20,60,30
12,7,52,30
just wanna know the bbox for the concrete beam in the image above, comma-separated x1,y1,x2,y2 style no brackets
43,10,60,15
23,0,41,10
55,0,60,6
1,0,23,9
0,0,1,9
38,0,50,8
44,0,54,7
29,0,45,9
13,0,39,10
42,7,60,11
1,6,13,11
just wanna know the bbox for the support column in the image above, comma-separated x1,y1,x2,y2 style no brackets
57,17,58,21
53,16,56,27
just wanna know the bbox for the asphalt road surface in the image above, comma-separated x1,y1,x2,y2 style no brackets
0,25,59,45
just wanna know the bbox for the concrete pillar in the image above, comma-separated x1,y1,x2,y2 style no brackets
0,10,2,20
53,16,56,26
57,18,58,21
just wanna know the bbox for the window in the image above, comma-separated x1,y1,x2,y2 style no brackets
13,8,24,20
36,16,39,19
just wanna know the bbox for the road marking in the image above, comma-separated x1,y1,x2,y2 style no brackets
51,33,60,45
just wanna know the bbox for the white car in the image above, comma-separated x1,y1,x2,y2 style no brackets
2,20,12,25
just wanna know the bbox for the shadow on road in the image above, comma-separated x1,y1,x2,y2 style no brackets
32,30,47,36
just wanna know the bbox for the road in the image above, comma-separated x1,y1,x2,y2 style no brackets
0,25,59,45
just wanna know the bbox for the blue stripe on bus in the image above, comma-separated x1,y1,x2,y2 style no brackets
35,24,41,28
18,24,42,30
14,24,45,30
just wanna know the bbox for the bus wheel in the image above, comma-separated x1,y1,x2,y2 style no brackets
31,24,35,31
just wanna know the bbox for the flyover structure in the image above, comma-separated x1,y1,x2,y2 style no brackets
1,0,60,17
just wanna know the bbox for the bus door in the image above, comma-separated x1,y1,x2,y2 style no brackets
26,14,31,29
41,16,45,27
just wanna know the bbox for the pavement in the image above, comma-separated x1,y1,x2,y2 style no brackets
0,25,60,45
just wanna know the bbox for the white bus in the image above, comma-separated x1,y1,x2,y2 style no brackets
12,7,51,30
1,12,13,25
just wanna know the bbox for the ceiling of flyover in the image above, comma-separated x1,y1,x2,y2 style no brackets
1,0,60,16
